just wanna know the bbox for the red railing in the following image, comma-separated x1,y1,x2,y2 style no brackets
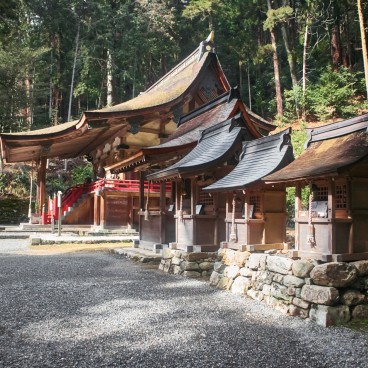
47,179,171,221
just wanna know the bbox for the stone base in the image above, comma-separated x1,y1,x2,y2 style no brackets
210,249,368,327
160,248,217,278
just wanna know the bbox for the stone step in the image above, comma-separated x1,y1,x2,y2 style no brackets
111,247,162,264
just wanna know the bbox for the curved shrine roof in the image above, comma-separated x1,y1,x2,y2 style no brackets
0,34,229,163
264,114,368,183
204,128,294,191
146,116,246,181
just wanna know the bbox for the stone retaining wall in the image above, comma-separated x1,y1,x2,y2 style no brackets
210,249,368,327
159,249,217,278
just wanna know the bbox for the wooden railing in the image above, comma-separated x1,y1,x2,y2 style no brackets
47,179,171,221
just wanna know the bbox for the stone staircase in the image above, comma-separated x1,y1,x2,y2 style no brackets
61,193,88,221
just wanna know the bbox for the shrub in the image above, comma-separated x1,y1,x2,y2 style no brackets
308,67,359,120
284,67,363,121
71,163,93,185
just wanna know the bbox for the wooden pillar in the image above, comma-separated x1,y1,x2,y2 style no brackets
260,189,266,244
37,156,47,213
347,179,354,254
160,182,166,243
138,172,145,236
244,191,250,245
100,192,106,229
295,184,302,251
282,186,287,243
328,178,336,254
191,178,196,244
94,192,100,226
225,192,230,242
139,172,145,211
175,181,180,243
213,192,218,245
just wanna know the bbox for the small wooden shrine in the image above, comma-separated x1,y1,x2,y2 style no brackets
144,96,275,251
265,114,368,261
203,128,294,251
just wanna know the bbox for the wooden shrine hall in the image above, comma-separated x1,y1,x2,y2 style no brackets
265,113,368,262
203,128,294,252
106,88,275,250
0,33,232,228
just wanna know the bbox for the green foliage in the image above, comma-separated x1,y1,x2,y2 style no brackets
46,175,69,195
182,0,217,19
284,68,364,121
0,173,7,194
264,6,293,30
286,186,310,228
308,67,360,120
0,195,29,224
71,163,93,185
285,127,309,227
291,125,307,158
253,44,273,65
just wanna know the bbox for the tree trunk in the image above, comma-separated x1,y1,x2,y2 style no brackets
267,0,283,116
302,23,309,120
52,87,60,125
247,63,252,111
280,0,298,89
331,3,342,71
67,22,80,122
24,78,32,128
239,59,243,92
49,51,53,121
106,49,113,106
358,0,368,99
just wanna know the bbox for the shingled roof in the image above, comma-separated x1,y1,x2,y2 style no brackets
146,115,247,181
0,34,229,163
84,33,229,119
264,114,368,183
105,88,270,174
204,128,294,192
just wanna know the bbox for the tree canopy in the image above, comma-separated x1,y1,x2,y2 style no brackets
0,0,367,133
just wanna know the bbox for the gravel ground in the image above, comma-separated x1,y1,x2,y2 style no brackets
0,238,29,252
0,248,367,367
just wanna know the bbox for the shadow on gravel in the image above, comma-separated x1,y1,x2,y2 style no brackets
0,252,367,368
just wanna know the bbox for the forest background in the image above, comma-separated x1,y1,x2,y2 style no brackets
0,0,368,222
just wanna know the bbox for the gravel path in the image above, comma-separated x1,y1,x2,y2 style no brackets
0,250,367,368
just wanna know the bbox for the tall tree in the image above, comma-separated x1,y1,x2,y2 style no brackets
265,0,283,116
357,0,368,99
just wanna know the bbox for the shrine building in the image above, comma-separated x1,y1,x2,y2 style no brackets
265,114,368,262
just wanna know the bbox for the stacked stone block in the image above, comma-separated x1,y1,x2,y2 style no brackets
159,248,217,278
210,249,368,326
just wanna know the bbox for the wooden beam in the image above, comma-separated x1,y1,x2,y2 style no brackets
246,243,284,252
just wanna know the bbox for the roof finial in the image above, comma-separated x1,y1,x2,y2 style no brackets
206,31,215,43
198,32,216,61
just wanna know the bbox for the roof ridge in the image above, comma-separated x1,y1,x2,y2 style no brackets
198,113,242,141
145,33,216,94
242,127,291,149
178,90,233,126
306,113,368,147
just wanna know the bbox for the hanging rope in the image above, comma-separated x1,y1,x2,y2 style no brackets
144,180,150,221
230,193,237,242
307,185,316,248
